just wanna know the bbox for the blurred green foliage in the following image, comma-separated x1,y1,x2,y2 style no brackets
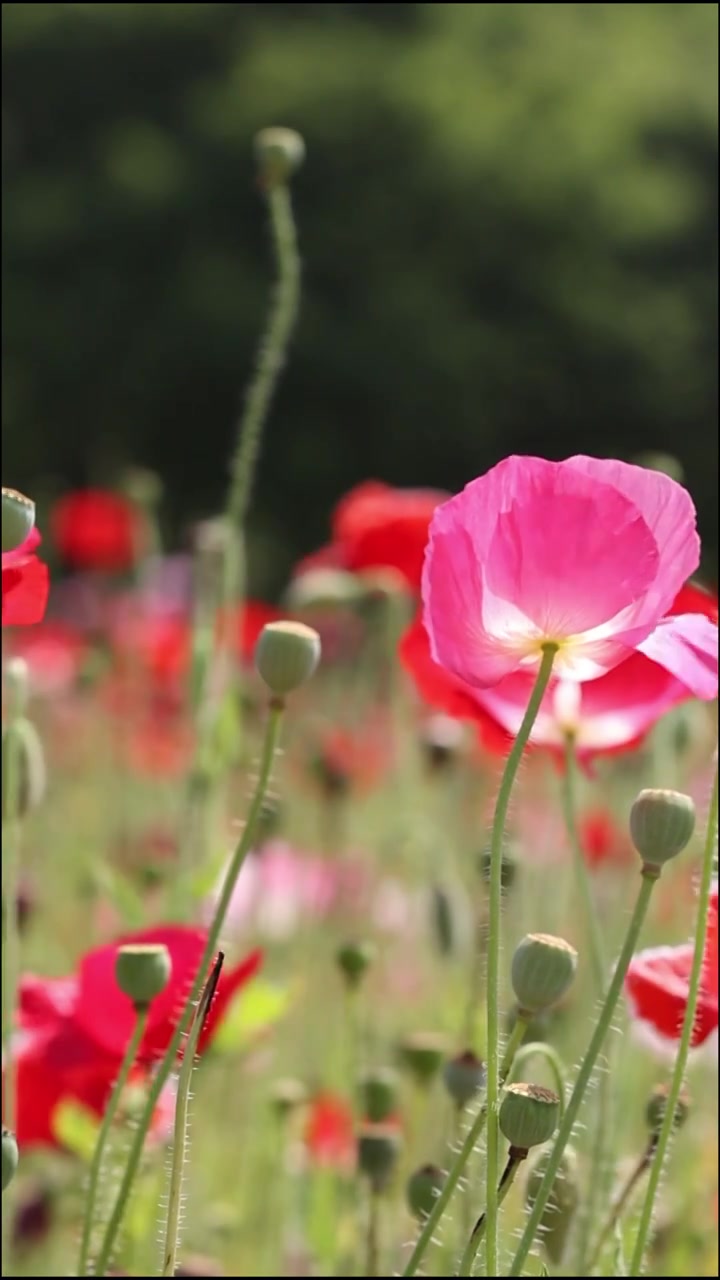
2,3,717,588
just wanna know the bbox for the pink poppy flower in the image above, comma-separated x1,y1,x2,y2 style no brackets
401,582,718,758
624,884,718,1053
422,456,718,696
7,621,88,695
2,529,49,626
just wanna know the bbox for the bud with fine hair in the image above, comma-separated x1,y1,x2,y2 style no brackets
359,1069,399,1123
406,1164,446,1221
2,487,35,553
254,128,305,187
115,944,171,1009
645,1083,690,1139
630,789,696,872
255,622,321,698
511,933,578,1019
443,1051,486,1109
499,1083,560,1155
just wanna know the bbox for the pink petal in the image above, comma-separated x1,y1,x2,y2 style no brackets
630,613,718,700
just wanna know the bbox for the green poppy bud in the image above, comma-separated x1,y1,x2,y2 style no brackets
499,1083,560,1154
255,622,321,697
630,790,696,871
442,1051,486,1109
115,944,171,1008
406,1164,446,1221
357,1122,402,1192
2,487,35,553
511,933,578,1019
359,1069,400,1123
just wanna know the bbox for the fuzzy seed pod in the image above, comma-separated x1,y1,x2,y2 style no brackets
646,1083,690,1138
499,1083,560,1154
630,790,696,870
511,933,578,1019
254,622,321,697
115,943,171,1008
406,1164,446,1220
443,1051,486,1108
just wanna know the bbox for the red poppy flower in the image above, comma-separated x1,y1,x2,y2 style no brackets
400,581,718,760
304,1091,356,1171
2,530,49,626
7,621,87,694
578,809,632,868
297,482,447,591
72,925,262,1063
51,489,146,571
624,884,718,1051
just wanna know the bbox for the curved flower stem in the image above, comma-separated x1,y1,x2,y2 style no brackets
77,1009,149,1277
458,1153,521,1277
586,1138,655,1274
561,733,611,1271
628,767,719,1277
508,868,658,1277
2,707,25,1134
485,643,558,1275
161,954,224,1278
509,1043,567,1121
94,702,285,1277
401,1018,528,1277
561,734,606,990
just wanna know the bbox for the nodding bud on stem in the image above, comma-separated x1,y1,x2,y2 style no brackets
336,940,374,989
442,1051,487,1109
270,1078,308,1119
254,127,305,187
359,1069,400,1123
630,789,696,872
2,1129,18,1192
646,1083,690,1138
2,718,46,820
511,933,578,1019
254,622,321,697
115,944,171,1009
2,487,35,553
398,1032,449,1087
406,1164,446,1221
499,1083,560,1155
524,1145,579,1264
357,1123,402,1193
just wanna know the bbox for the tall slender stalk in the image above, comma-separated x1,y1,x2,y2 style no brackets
508,869,659,1277
401,1017,528,1277
485,644,557,1274
628,767,719,1276
458,1153,521,1277
77,1009,149,1277
161,954,224,1278
94,703,284,1277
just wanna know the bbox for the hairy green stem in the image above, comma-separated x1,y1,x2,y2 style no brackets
77,1009,148,1277
561,733,612,1271
401,1018,527,1277
161,956,223,1277
509,1043,567,1120
485,644,557,1274
587,1138,655,1274
508,869,658,1277
457,1154,521,1276
628,767,719,1276
94,703,284,1276
1,714,24,1135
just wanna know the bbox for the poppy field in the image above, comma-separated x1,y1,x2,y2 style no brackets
1,130,718,1278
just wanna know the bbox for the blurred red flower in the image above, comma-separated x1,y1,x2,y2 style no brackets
624,883,718,1051
1,530,49,626
11,926,262,1149
297,481,447,590
7,621,88,694
578,809,632,868
304,1091,356,1171
51,489,146,571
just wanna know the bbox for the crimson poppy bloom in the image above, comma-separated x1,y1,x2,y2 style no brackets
11,927,262,1149
304,1091,356,1171
2,530,49,626
400,582,718,759
297,481,447,590
624,884,718,1052
51,489,146,571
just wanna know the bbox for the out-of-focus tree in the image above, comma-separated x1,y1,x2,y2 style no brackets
2,3,717,587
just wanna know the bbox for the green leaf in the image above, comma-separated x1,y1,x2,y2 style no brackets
211,979,293,1053
52,1101,100,1162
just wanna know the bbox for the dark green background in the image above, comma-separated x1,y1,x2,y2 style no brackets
2,3,718,590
